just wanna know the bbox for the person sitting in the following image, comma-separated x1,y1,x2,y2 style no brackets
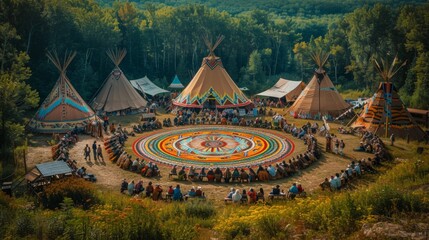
319,178,331,191
248,167,257,182
247,188,257,203
297,183,306,197
128,180,135,196
178,166,187,180
257,188,265,202
354,142,365,152
134,180,144,195
225,188,235,201
169,165,178,179
120,179,128,194
198,167,207,181
145,181,154,198
270,185,281,195
231,168,240,182
214,167,223,182
239,168,249,183
152,184,163,201
231,189,242,203
241,189,248,203
288,183,299,200
195,186,203,198
206,168,215,182
185,186,196,200
257,165,269,181
188,166,196,180
173,184,183,201
224,168,232,183
267,165,276,179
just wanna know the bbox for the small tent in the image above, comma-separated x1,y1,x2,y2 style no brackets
91,49,147,114
168,75,185,89
130,76,170,97
173,36,252,109
256,78,306,103
289,50,349,118
351,57,427,141
27,51,99,133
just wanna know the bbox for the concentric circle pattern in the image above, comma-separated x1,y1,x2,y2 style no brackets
133,126,294,168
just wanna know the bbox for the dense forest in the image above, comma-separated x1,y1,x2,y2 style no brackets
1,0,429,159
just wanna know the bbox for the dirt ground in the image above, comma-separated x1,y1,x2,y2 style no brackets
27,109,375,202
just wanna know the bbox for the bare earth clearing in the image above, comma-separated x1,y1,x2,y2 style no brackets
27,109,376,202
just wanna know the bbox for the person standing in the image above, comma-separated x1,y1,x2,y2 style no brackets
84,144,91,161
390,133,395,146
92,141,97,160
97,144,104,161
339,140,345,156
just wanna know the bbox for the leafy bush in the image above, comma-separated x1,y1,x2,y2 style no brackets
184,200,216,219
15,211,35,237
43,177,98,209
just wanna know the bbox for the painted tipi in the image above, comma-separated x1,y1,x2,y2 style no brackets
168,75,185,89
351,56,427,141
91,49,147,114
173,36,252,109
28,51,99,133
289,50,349,118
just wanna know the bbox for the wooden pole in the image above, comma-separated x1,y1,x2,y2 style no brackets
23,148,27,174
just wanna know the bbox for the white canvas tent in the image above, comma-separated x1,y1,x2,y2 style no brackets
256,78,306,102
130,76,170,97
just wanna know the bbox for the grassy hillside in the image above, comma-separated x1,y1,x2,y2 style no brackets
1,140,428,239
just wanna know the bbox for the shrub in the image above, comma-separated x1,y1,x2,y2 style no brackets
15,211,35,237
43,177,98,209
184,201,216,219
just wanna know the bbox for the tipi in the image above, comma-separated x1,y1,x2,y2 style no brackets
91,49,147,114
168,75,185,89
289,50,349,118
28,51,99,133
351,56,427,141
173,36,252,109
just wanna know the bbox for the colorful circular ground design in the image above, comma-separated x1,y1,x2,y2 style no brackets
132,126,294,168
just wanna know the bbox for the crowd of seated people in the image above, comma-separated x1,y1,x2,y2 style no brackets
168,149,319,184
104,131,127,163
121,180,205,201
133,118,162,133
320,132,387,191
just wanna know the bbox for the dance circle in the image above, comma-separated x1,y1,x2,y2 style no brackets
132,126,295,168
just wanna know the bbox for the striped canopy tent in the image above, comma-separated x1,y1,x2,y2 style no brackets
351,56,427,141
168,75,185,89
288,50,350,118
27,51,99,133
173,36,252,109
91,49,147,114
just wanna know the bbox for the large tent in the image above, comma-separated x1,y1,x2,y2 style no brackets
130,76,170,97
168,75,185,89
173,36,252,109
91,49,147,114
28,51,99,133
256,78,306,103
289,50,349,118
351,57,427,141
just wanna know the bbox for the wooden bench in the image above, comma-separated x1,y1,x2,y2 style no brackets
268,193,287,201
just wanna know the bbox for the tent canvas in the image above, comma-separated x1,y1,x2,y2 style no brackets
288,50,349,118
168,75,185,89
173,36,252,109
130,76,170,96
91,49,147,114
256,78,306,102
27,51,99,133
351,57,427,141
352,82,427,140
